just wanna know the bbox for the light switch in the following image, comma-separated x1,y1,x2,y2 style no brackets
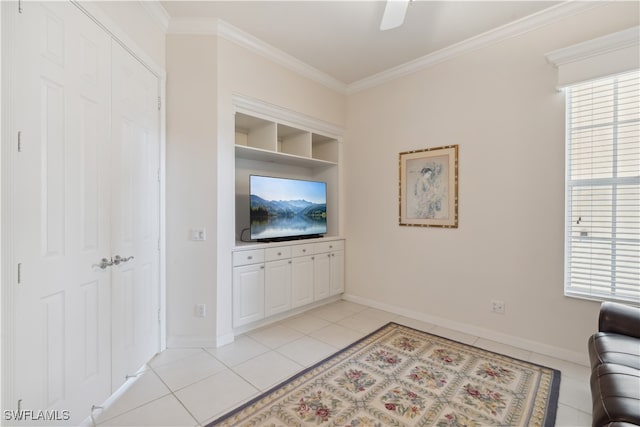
191,229,206,241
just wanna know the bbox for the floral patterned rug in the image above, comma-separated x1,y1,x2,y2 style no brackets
208,322,561,427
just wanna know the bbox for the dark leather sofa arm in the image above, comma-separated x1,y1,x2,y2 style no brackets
599,301,640,339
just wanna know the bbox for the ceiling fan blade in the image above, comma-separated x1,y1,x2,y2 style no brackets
380,0,410,31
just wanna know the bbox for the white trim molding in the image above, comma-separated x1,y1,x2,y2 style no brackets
342,293,590,366
217,20,347,94
546,26,640,66
139,0,170,32
348,1,601,94
232,94,344,139
545,25,640,88
167,18,347,94
165,2,602,95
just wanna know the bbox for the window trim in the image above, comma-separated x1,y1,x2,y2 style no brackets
563,71,640,304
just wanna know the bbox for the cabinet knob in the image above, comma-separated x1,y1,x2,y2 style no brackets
260,265,264,269
328,254,331,258
302,249,306,253
329,245,333,249
277,252,282,256
247,256,253,260
311,256,315,260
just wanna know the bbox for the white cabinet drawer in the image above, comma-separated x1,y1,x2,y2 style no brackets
265,246,291,262
291,243,315,257
233,249,265,266
315,240,344,253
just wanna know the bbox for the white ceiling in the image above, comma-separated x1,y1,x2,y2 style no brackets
160,1,560,86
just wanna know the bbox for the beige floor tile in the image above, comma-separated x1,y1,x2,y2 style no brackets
92,370,171,424
206,335,269,367
148,348,202,369
175,369,259,423
336,312,390,334
246,323,304,349
152,351,227,391
558,375,592,413
280,313,332,334
93,300,593,426
556,403,592,426
276,336,338,366
309,323,365,348
234,351,303,390
97,395,197,427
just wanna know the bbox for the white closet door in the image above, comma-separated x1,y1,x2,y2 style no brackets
110,41,161,391
13,2,112,423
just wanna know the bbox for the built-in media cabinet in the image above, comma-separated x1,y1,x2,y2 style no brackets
232,238,344,328
232,96,345,330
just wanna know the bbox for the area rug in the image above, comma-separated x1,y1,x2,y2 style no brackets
208,322,561,427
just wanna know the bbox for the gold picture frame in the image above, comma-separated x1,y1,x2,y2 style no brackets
399,145,458,228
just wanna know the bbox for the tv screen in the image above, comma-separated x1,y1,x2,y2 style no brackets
250,175,327,242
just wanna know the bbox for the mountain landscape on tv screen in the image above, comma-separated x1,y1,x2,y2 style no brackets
250,194,326,239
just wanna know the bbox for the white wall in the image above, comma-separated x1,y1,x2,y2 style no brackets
215,37,346,344
164,33,346,346
166,35,219,346
95,1,166,69
344,2,639,363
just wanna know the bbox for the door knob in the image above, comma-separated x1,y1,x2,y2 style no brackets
92,258,114,270
113,255,134,265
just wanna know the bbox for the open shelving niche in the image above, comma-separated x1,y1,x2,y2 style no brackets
233,98,344,247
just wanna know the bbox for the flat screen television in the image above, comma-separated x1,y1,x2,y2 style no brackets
250,175,327,242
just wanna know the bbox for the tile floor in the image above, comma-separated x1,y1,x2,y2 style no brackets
85,300,592,426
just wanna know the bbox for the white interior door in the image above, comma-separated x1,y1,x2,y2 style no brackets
110,41,161,391
13,2,112,423
10,1,162,421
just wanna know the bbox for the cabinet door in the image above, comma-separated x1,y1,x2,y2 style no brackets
292,255,314,308
314,253,332,301
233,264,265,327
265,259,292,317
330,251,345,295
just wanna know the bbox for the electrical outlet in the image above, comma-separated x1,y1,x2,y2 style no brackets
491,300,505,314
195,304,206,317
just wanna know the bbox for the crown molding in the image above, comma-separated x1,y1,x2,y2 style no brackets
164,1,605,95
233,94,344,138
216,20,348,94
347,1,603,94
545,25,639,66
167,18,347,93
139,1,169,32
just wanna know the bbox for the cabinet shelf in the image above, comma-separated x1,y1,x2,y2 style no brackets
235,144,337,168
234,106,341,244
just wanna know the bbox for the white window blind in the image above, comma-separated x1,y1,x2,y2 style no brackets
565,70,640,303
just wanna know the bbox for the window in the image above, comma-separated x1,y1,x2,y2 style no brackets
565,70,640,303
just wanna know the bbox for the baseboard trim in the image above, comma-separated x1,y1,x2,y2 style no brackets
342,293,589,366
215,332,235,348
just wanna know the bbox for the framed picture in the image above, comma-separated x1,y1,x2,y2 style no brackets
399,145,458,228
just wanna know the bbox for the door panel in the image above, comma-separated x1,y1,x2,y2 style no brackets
110,41,161,391
291,256,314,308
265,260,292,316
13,2,112,423
12,2,161,421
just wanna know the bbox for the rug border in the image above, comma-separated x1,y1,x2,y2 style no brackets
206,321,562,427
